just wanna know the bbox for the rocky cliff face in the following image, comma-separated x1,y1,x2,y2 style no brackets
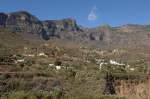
116,78,150,99
43,18,81,38
0,13,8,28
0,11,81,40
1,11,43,34
83,25,150,49
0,11,150,49
43,18,80,32
104,74,150,99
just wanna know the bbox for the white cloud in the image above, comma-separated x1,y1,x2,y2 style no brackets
88,6,98,21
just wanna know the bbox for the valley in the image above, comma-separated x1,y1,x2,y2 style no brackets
0,11,150,99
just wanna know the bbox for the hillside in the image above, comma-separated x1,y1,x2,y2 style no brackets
0,11,150,99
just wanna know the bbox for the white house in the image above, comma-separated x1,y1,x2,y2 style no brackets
23,54,35,57
38,52,46,56
48,64,54,67
99,62,108,70
56,66,61,70
129,68,135,71
109,60,125,65
15,59,25,63
17,59,25,62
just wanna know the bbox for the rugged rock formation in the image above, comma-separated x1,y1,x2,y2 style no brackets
43,18,80,32
0,11,47,40
0,11,150,49
6,11,43,34
43,18,81,38
0,13,8,28
104,73,150,99
0,11,81,40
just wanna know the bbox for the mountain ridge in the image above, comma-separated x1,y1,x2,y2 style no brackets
0,11,150,49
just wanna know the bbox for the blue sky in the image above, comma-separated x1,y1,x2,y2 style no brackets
0,0,150,27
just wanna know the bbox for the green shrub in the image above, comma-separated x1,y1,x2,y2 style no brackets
100,95,127,99
54,60,62,66
0,91,52,99
0,74,10,80
7,91,27,99
51,90,63,99
27,94,38,99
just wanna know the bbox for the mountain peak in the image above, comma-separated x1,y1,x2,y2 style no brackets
0,11,82,40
